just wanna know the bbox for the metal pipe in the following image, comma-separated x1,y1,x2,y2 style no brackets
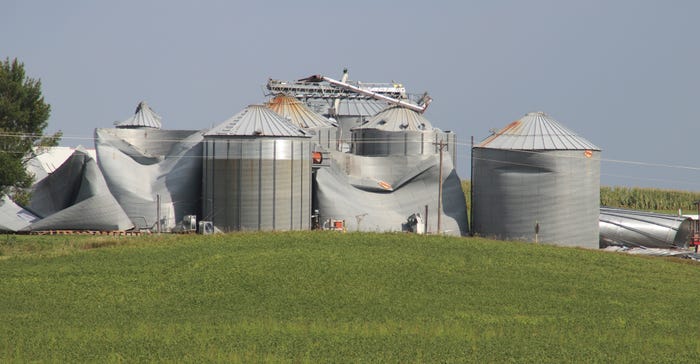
320,76,428,113
333,69,349,115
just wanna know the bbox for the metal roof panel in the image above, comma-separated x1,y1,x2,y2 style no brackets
476,111,600,150
265,95,336,129
357,105,434,131
115,101,162,129
205,105,310,137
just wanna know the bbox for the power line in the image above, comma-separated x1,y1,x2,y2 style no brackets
6,130,700,188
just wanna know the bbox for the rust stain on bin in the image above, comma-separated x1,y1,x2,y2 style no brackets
478,120,521,147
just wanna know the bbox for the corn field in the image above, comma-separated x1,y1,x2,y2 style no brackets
600,186,700,213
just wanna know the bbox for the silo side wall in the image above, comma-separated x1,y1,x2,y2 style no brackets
354,130,446,157
309,125,338,151
336,115,364,150
471,148,600,248
202,138,311,232
96,128,203,231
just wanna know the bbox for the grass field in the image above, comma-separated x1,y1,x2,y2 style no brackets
1,232,700,362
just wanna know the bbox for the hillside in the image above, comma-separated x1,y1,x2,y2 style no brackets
1,232,700,362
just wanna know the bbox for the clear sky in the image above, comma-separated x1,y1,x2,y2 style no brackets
2,0,698,190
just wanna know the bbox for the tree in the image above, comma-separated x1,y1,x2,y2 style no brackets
0,57,61,204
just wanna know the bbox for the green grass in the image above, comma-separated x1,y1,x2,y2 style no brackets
1,232,700,362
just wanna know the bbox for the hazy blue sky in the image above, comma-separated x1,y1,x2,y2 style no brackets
2,1,698,190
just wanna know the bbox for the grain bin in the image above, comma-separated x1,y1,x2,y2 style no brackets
114,101,162,129
351,105,456,163
202,105,312,231
265,94,338,151
471,111,600,248
599,207,693,249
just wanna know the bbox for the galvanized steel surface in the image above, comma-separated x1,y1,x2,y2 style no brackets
26,146,97,183
115,101,162,129
0,195,38,231
301,99,388,152
303,98,388,119
315,151,468,235
25,149,134,231
265,95,338,150
95,128,196,161
599,207,693,248
477,111,600,151
205,105,309,137
471,148,601,248
320,75,427,113
95,128,203,231
266,95,336,129
358,105,433,131
350,106,456,163
353,129,455,160
202,138,312,232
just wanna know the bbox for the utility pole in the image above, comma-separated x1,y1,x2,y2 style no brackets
434,139,446,234
156,194,161,234
470,135,474,236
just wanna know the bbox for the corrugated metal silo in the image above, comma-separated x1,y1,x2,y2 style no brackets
308,98,388,152
471,111,601,248
265,94,338,151
202,105,312,232
351,105,456,163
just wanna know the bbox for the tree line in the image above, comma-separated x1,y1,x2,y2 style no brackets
0,57,61,205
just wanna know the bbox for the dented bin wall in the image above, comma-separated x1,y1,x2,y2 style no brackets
95,128,203,231
472,148,600,248
471,112,601,249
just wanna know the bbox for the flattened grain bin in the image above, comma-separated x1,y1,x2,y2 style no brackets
202,105,312,231
471,111,600,248
600,207,693,248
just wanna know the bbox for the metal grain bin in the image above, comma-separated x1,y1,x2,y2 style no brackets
202,105,312,232
265,94,338,151
471,112,601,248
600,207,693,248
352,106,456,163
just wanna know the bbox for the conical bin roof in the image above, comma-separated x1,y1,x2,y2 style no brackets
476,111,599,150
266,95,336,129
205,105,310,138
356,105,433,132
115,101,162,129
